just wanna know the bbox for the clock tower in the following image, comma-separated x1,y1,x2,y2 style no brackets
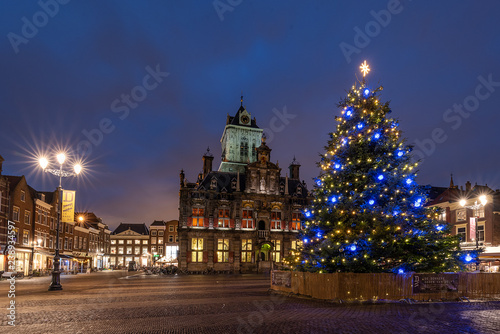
219,96,263,173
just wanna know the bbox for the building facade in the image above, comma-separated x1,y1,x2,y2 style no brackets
428,178,500,272
178,102,311,273
110,223,150,268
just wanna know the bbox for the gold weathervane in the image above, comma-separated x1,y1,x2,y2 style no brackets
360,60,370,77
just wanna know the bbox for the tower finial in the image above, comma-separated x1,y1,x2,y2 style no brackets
241,92,243,107
450,173,455,189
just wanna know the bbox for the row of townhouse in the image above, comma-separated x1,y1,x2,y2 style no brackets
0,155,111,276
108,220,179,268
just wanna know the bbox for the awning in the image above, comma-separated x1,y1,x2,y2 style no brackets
479,253,500,261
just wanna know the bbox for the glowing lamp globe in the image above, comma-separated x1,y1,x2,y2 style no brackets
459,199,467,207
39,157,48,169
56,153,66,165
479,195,487,205
465,254,473,262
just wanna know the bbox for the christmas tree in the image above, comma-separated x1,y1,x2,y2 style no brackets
288,61,480,274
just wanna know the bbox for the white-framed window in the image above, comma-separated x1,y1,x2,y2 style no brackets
158,246,163,255
192,207,205,227
111,247,116,254
151,237,157,244
241,239,252,263
242,208,254,229
456,209,466,221
23,230,29,245
217,238,229,262
151,230,157,236
218,208,230,228
438,211,446,221
24,211,30,225
118,247,124,254
456,226,466,242
290,212,302,230
143,240,148,245
126,247,132,254
476,207,485,218
191,238,203,262
111,239,116,245
20,190,25,202
168,235,173,243
158,231,164,236
271,211,281,230
135,239,141,244
271,240,281,262
169,226,174,232
134,247,141,255
126,240,132,244
477,224,485,242
158,237,163,244
13,206,20,222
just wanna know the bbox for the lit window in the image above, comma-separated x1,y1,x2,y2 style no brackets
457,227,466,242
191,238,203,262
111,247,116,254
476,207,485,218
218,208,230,228
242,209,254,229
111,240,116,245
126,247,133,254
151,237,157,244
271,211,281,229
271,240,281,262
23,230,29,245
241,239,252,263
135,240,141,244
13,207,20,222
158,237,163,244
158,246,163,255
24,211,30,225
134,247,141,255
118,247,124,254
192,208,205,227
217,239,229,262
143,240,148,245
456,209,466,221
477,225,485,242
291,212,302,230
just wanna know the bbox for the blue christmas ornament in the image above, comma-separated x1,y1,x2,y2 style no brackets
350,245,357,251
357,123,364,130
396,150,404,157
436,225,444,231
377,174,384,181
315,179,322,187
373,132,381,140
465,254,473,262
393,210,399,216
363,88,370,97
398,269,405,275
368,199,375,205
304,210,312,218
406,178,413,185
330,196,337,203
414,198,422,208
316,232,322,238
303,239,309,244
345,107,353,117
334,163,341,170
342,138,348,146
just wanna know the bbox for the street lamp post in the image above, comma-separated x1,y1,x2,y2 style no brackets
39,153,82,291
460,195,487,269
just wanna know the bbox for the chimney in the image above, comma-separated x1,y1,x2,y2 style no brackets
0,154,4,175
289,157,300,180
202,147,214,179
179,169,185,187
465,181,472,192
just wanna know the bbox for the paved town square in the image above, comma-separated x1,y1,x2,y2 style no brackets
1,272,499,334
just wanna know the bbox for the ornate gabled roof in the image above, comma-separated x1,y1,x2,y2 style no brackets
226,106,260,128
112,223,149,235
151,220,166,226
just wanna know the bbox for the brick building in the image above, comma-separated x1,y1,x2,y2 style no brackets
178,102,311,273
428,177,500,272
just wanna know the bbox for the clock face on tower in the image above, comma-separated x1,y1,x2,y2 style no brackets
241,115,250,125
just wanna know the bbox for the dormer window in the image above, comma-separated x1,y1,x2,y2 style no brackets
210,178,217,190
20,190,25,202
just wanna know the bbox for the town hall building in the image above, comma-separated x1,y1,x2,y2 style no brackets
178,99,311,273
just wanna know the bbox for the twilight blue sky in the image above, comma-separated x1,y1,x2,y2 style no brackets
1,1,500,230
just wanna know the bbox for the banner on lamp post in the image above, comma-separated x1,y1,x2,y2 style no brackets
469,217,476,241
61,190,76,223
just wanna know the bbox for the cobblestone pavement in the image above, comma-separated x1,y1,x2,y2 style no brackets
1,271,499,333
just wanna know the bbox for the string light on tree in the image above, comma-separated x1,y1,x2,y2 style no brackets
287,61,480,274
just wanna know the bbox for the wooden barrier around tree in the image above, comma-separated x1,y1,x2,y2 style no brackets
270,271,500,301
